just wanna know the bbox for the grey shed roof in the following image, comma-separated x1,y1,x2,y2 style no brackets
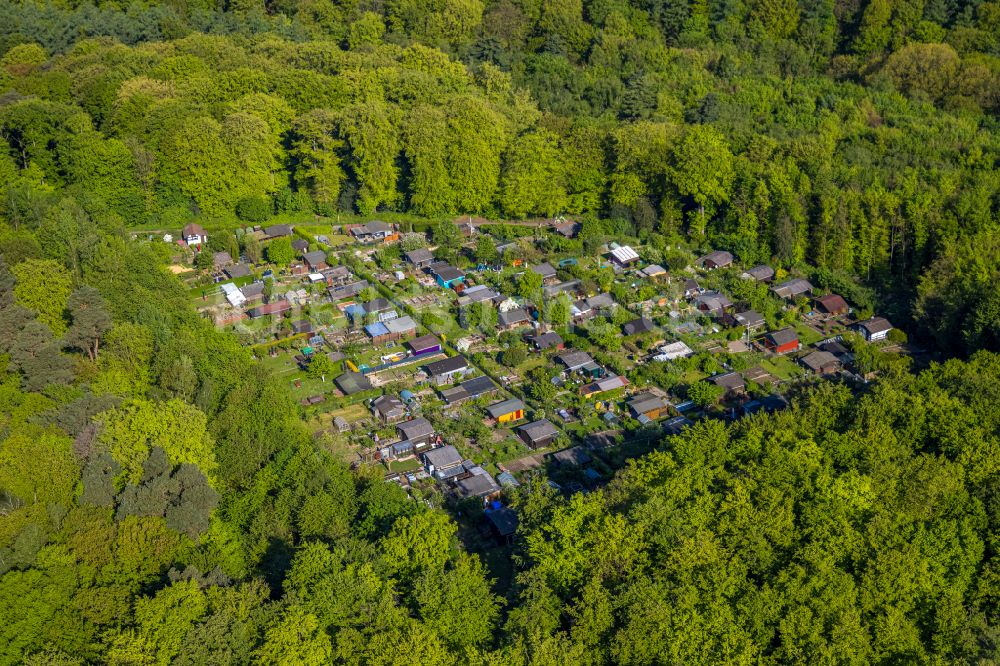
303,250,327,266
225,264,251,279
240,282,264,297
398,417,434,440
711,372,745,391
518,419,559,442
385,315,417,334
373,394,405,417
264,224,292,237
423,445,462,469
487,507,518,535
623,317,655,335
530,262,557,278
767,327,799,346
742,265,775,281
772,278,814,298
857,316,893,335
531,331,563,349
628,392,667,415
335,372,372,395
456,473,501,498
460,375,497,397
425,355,469,376
434,266,465,282
499,308,531,327
801,350,841,372
405,248,434,264
698,250,733,267
694,291,733,311
587,293,615,309
733,310,765,327
557,350,594,370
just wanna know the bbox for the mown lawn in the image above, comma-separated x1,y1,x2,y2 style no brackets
794,321,825,346
761,354,803,380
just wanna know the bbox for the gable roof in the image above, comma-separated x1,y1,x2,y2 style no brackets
303,250,327,266
487,398,526,418
530,331,563,349
628,392,668,415
423,444,462,469
815,293,849,313
373,394,405,416
364,297,392,313
742,264,775,281
557,350,594,370
801,350,841,372
404,248,434,264
551,446,592,466
335,372,372,395
460,375,497,398
407,334,440,352
697,250,733,267
329,280,368,299
384,315,417,334
248,300,291,318
587,293,615,309
459,285,500,303
711,372,745,391
486,506,518,535
658,340,694,359
517,419,559,442
182,222,205,237
622,317,655,335
499,308,531,327
767,327,799,346
772,278,814,298
398,417,434,440
433,265,465,282
456,473,501,498
856,316,893,335
425,355,469,376
530,262,557,278
732,310,765,327
365,322,390,338
240,282,264,298
543,279,581,298
693,291,733,312
225,264,251,279
590,374,629,392
264,224,292,237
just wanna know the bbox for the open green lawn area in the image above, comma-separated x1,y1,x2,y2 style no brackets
514,355,548,377
233,315,282,338
188,274,258,301
794,321,826,346
679,369,708,385
257,350,304,375
760,354,803,380
387,458,422,473
328,403,369,423
255,351,339,398
485,436,529,464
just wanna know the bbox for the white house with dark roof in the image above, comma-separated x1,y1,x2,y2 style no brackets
852,316,893,342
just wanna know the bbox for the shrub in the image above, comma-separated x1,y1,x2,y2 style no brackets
236,196,273,223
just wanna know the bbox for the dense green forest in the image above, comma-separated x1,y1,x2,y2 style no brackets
1,0,999,663
1,0,998,350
